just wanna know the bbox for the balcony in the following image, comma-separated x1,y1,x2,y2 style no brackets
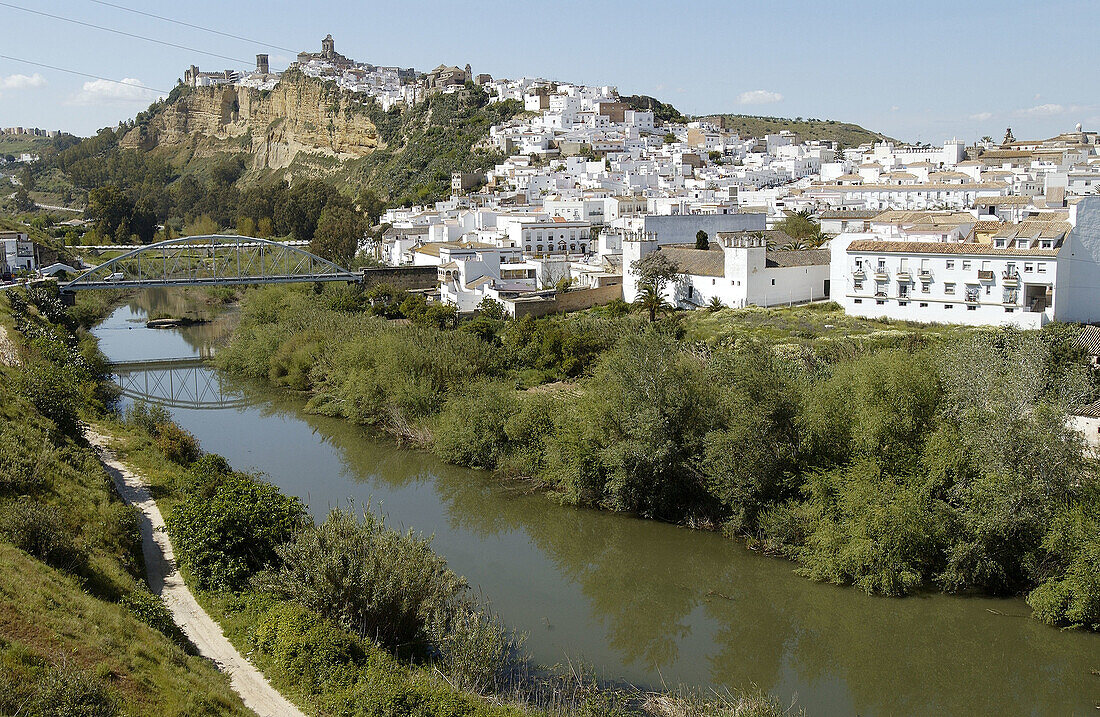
852,267,866,279
873,269,890,281
977,269,995,282
918,269,932,281
1002,270,1020,287
896,270,912,282
965,291,981,303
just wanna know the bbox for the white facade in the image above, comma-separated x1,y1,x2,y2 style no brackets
830,198,1100,327
623,232,830,309
0,232,34,273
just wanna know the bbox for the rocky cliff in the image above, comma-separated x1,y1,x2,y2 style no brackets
119,69,381,170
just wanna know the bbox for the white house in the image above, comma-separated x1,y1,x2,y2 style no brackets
0,232,35,274
830,197,1100,327
623,231,831,309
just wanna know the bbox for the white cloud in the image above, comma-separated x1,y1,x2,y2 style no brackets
890,105,900,112
0,73,46,90
738,89,783,105
1018,103,1064,117
69,77,160,106
969,112,993,121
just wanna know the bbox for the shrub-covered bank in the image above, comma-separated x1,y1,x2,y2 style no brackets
0,286,251,715
109,395,801,716
218,283,1100,631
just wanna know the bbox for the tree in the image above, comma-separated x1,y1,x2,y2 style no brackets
310,204,363,266
632,284,669,323
476,296,505,320
86,184,133,241
356,187,386,227
695,229,709,250
774,209,828,247
630,251,681,322
12,187,35,213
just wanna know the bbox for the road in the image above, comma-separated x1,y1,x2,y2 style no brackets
86,428,306,717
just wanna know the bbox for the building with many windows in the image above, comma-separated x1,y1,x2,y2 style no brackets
830,197,1100,327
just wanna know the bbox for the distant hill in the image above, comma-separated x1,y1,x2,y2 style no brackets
693,113,892,148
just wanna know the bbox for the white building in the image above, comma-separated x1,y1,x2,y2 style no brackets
830,197,1100,327
623,231,830,309
0,232,35,274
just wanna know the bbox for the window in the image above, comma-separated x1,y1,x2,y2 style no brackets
854,280,864,290
536,244,543,252
876,299,886,305
945,282,956,294
1024,263,1033,272
854,298,863,304
945,304,954,309
946,260,955,269
967,305,977,311
1038,263,1047,273
981,260,991,271
919,302,929,308
922,282,931,293
771,278,776,286
986,285,992,295
962,260,972,271
1005,308,1015,313
687,286,694,298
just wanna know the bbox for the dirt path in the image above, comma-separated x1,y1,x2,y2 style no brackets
86,429,306,717
0,324,19,367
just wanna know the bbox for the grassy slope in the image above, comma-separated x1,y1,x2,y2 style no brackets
694,114,890,146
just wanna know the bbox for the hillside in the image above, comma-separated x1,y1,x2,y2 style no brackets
695,113,891,147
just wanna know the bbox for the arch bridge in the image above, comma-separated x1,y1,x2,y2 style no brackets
63,235,360,292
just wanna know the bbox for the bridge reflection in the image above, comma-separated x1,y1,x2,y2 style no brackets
110,357,249,410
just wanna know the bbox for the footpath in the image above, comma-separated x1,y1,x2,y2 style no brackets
86,428,306,717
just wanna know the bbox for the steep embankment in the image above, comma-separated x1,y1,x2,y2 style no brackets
119,68,382,172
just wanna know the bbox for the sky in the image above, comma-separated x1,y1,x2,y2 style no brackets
1,0,1098,143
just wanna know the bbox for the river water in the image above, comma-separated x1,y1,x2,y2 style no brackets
93,290,1100,716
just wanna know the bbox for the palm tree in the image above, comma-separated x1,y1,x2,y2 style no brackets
633,284,669,323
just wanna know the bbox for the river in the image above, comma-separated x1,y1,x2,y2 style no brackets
93,289,1099,716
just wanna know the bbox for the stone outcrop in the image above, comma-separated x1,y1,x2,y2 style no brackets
120,70,381,170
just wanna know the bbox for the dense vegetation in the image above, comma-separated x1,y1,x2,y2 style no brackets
0,287,250,715
219,284,1100,631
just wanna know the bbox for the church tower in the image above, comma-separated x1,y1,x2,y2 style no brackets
322,34,335,59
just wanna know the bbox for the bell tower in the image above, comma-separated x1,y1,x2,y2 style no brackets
322,34,335,59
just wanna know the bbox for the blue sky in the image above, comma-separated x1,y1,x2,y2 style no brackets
1,0,1097,142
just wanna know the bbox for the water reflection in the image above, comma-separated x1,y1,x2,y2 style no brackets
94,295,1100,716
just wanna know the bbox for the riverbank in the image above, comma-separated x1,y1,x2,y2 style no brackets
97,399,800,717
217,283,1100,633
90,288,1100,714
85,426,306,717
0,288,252,716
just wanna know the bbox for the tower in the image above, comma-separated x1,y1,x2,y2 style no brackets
256,54,269,75
322,34,334,59
464,63,472,81
1002,127,1016,146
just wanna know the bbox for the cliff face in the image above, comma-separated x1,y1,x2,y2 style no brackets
120,70,381,170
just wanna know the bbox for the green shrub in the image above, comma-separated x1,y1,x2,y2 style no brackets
0,497,85,571
125,401,172,435
120,587,190,648
432,381,519,469
0,654,120,717
0,423,51,494
19,362,84,436
168,473,305,591
256,508,465,654
155,422,201,465
1026,506,1100,629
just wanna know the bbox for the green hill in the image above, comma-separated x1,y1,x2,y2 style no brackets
694,113,891,147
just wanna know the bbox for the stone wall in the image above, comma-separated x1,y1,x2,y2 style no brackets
505,283,622,319
360,266,437,291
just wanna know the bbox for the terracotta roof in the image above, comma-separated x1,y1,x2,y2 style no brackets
1073,325,1100,357
658,245,724,276
845,240,1059,257
975,196,1032,205
766,249,830,267
812,181,1006,192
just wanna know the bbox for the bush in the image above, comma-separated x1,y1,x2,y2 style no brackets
256,508,465,654
125,401,172,435
428,602,516,694
0,654,120,717
0,497,85,571
0,424,51,494
155,422,201,465
19,362,84,436
168,472,305,591
432,381,519,469
120,587,190,648
1027,505,1100,630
